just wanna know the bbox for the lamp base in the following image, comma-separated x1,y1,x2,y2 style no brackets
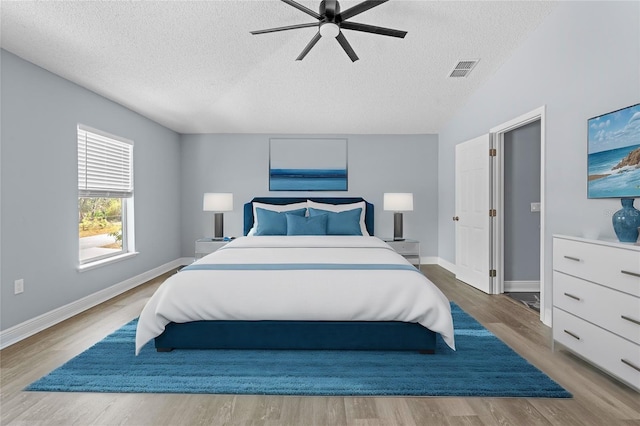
214,213,224,239
393,212,404,241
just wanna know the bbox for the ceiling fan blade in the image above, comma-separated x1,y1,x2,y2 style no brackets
281,0,322,20
251,22,319,35
337,0,388,22
340,21,407,38
296,32,322,60
336,32,359,62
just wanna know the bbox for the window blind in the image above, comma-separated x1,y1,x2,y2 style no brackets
77,125,133,198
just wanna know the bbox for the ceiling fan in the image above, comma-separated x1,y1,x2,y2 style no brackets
250,0,407,62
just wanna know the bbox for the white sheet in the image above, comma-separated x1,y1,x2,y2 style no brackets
135,236,455,354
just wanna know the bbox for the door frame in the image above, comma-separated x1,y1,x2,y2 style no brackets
490,105,547,325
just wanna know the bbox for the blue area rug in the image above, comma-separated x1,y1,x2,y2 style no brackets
26,304,571,397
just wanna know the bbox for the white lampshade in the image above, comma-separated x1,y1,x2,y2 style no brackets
383,193,414,212
203,193,233,212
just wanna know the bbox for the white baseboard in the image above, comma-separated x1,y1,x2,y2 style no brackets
437,257,457,275
420,256,440,265
0,258,187,350
504,280,540,292
178,257,194,266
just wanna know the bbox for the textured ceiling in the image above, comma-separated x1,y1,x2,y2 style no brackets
0,1,556,134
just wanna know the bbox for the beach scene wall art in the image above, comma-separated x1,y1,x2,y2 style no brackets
269,138,348,191
588,103,640,198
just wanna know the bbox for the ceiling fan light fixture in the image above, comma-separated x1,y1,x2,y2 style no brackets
250,0,406,61
320,22,340,38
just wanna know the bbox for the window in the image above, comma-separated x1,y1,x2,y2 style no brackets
77,125,134,265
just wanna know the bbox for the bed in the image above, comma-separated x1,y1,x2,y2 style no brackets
135,197,455,355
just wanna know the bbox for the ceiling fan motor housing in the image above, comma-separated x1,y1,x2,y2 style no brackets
320,0,340,22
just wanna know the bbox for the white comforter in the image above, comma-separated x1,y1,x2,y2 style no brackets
135,236,455,354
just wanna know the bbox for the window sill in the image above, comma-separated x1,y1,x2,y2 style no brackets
78,251,139,273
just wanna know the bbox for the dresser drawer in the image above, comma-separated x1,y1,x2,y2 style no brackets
553,237,640,297
553,308,640,390
553,271,640,344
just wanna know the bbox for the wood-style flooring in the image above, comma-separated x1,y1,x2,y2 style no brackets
1,265,639,425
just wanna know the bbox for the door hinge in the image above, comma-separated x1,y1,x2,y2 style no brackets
489,209,497,217
489,148,497,157
489,269,496,277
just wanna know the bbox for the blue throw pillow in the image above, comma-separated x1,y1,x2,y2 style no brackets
255,208,306,235
286,213,328,236
308,207,363,235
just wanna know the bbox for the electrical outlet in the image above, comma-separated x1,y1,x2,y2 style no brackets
14,279,24,294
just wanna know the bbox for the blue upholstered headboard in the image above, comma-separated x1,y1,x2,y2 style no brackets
243,197,374,236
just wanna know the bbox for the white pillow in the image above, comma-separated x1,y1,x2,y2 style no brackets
247,201,308,236
306,200,370,236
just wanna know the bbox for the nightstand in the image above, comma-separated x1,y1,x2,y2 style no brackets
383,238,420,267
195,238,229,259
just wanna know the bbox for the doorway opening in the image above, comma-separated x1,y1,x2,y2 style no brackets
491,106,547,324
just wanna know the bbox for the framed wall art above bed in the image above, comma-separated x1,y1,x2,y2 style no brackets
269,138,348,191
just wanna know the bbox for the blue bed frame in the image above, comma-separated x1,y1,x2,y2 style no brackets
154,197,437,353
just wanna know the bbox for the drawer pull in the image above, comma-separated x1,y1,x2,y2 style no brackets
621,359,640,373
563,255,581,262
563,292,581,301
620,270,640,278
563,330,580,340
621,315,640,326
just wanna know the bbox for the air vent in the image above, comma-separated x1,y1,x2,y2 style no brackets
449,59,479,78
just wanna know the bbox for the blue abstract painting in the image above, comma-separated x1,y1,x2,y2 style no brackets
270,138,348,191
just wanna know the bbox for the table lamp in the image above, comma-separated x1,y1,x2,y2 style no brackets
383,193,413,241
203,193,233,240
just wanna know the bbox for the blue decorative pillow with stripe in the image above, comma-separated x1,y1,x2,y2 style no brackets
308,207,362,235
286,213,328,235
255,208,306,235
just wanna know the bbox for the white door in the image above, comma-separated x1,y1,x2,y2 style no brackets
455,134,493,293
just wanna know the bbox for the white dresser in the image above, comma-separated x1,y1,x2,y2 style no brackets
552,235,640,391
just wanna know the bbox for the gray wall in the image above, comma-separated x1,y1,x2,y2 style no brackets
504,121,541,282
0,50,182,331
437,2,639,311
180,134,439,258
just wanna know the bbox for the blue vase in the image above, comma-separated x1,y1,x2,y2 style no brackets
612,198,640,242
